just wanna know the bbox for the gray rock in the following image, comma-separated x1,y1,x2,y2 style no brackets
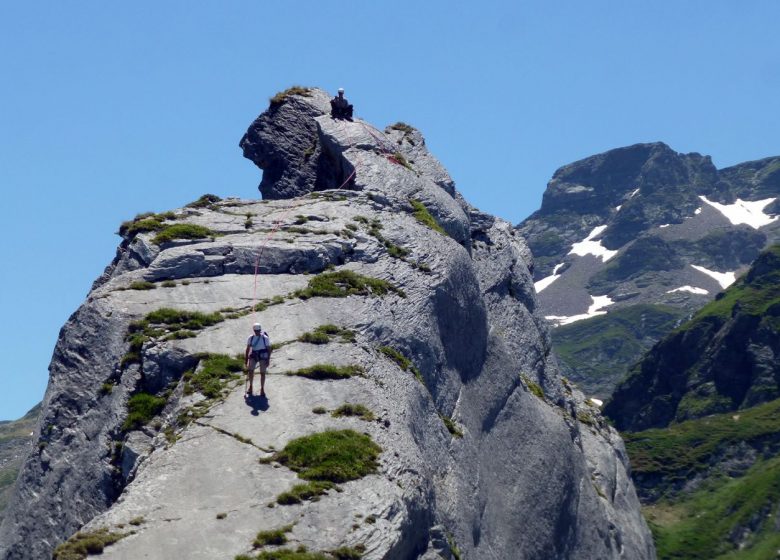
0,91,654,560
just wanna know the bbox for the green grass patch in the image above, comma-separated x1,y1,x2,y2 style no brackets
118,211,177,237
312,406,327,414
330,546,365,560
53,528,128,560
186,194,221,208
161,280,177,288
521,374,545,400
389,122,415,134
273,429,381,483
252,550,330,560
145,308,224,330
299,324,355,344
123,392,167,431
276,481,336,505
187,354,244,399
270,85,312,105
152,223,215,245
128,281,156,290
254,524,294,547
409,199,447,236
332,404,375,422
378,346,423,382
440,414,463,438
285,364,363,381
295,270,404,299
391,152,414,171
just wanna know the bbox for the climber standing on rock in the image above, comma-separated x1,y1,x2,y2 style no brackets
330,88,353,120
245,323,272,397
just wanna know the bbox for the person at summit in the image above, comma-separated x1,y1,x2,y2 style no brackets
330,88,353,120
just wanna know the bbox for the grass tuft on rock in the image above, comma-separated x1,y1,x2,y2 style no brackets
252,549,330,560
254,524,294,548
285,364,363,380
299,324,355,344
270,86,313,105
128,281,156,290
409,199,447,236
53,528,128,560
146,308,224,330
440,414,463,438
378,346,424,382
186,194,221,208
187,354,244,399
276,481,336,505
295,270,404,299
521,374,545,400
332,404,375,422
123,393,167,431
274,429,381,483
329,546,365,559
152,223,215,245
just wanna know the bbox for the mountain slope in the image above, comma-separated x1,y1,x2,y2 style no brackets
0,88,653,560
600,247,780,559
605,244,780,432
518,143,780,397
0,405,38,524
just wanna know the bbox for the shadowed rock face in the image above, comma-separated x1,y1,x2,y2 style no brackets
0,88,654,560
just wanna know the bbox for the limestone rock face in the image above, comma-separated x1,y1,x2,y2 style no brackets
0,88,654,560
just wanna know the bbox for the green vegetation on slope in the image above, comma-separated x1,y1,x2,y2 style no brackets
646,456,780,560
553,304,686,397
625,398,780,491
625,398,780,559
409,199,447,236
295,270,404,299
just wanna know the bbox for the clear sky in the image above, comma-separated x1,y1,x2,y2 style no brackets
1,1,778,420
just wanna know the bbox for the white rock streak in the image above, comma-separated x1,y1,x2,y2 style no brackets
692,265,736,289
534,263,565,293
590,398,604,407
659,224,671,228
694,207,702,215
545,295,614,326
699,195,778,229
630,188,640,198
615,204,622,212
568,225,618,262
666,286,709,295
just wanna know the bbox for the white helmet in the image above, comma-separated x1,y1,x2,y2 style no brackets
338,88,345,94
253,323,262,331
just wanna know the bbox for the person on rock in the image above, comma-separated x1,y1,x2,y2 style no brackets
245,322,272,397
330,88,353,120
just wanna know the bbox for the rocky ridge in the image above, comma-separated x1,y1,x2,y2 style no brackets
0,88,653,559
517,143,780,398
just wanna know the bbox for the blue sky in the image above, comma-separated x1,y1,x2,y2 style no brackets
1,1,778,419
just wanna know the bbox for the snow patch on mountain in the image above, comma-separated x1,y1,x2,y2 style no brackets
692,265,736,289
546,295,614,326
699,195,779,229
659,224,670,228
569,225,617,262
629,188,640,198
534,263,565,293
667,286,709,295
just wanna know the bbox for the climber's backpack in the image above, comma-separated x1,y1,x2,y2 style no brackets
249,333,270,360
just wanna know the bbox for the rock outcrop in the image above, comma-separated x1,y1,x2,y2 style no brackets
0,87,653,560
517,143,780,399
